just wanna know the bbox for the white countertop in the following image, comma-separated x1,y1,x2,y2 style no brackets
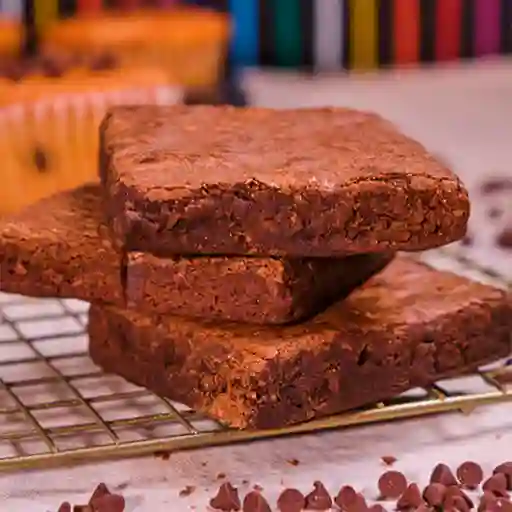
1,59,511,511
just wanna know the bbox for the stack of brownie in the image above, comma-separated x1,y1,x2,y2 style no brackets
1,105,511,430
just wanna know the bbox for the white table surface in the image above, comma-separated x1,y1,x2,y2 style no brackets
1,59,511,511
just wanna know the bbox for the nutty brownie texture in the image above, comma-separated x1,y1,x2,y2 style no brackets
88,258,511,429
99,105,470,257
0,184,391,324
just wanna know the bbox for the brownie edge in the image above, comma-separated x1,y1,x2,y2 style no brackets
88,258,511,430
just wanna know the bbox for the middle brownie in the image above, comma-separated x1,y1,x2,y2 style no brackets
0,184,393,324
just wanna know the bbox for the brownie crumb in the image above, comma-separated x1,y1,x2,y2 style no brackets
496,228,512,249
242,490,271,512
179,485,196,497
277,488,305,512
397,483,424,510
210,482,241,511
217,473,227,480
381,455,397,466
457,461,484,489
494,462,512,490
287,458,300,466
304,481,332,510
429,463,458,486
378,470,408,499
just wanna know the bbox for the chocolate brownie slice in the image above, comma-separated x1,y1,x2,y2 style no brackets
99,105,469,257
0,184,392,324
88,258,511,429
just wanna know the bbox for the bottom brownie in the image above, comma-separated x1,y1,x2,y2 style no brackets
88,258,511,430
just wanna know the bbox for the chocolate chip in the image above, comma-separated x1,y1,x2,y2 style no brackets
494,462,512,490
304,481,332,510
445,494,470,512
33,147,49,173
381,455,397,466
378,470,408,499
430,463,459,486
423,483,447,506
210,482,241,511
369,505,386,512
253,485,263,492
480,177,512,194
179,485,195,497
89,483,111,503
397,483,424,510
484,474,509,497
277,488,305,512
73,506,93,512
335,485,359,510
58,503,71,512
287,458,300,466
242,491,271,512
445,485,474,508
217,472,227,480
485,498,512,512
497,228,512,249
154,450,170,460
479,491,499,512
90,494,125,511
457,461,484,489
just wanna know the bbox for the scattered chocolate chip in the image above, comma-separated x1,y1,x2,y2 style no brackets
479,491,499,512
72,506,92,512
483,474,509,497
486,498,512,512
90,494,125,511
444,494,470,512
496,228,512,249
397,483,424,510
423,483,447,507
277,488,305,512
445,485,474,508
457,461,484,489
210,482,241,511
253,485,263,492
480,177,512,195
335,485,359,510
488,207,503,219
378,470,408,499
242,491,271,512
369,505,386,512
304,481,332,510
430,464,459,486
154,450,170,460
179,485,195,497
89,483,110,503
381,455,397,466
217,473,227,480
33,147,49,173
57,503,71,512
242,480,249,485
287,458,300,466
494,462,512,490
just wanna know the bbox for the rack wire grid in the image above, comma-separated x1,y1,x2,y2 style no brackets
0,248,510,473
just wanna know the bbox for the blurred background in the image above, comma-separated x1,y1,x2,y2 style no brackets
0,1,510,270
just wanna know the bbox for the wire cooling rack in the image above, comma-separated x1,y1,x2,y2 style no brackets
0,249,509,473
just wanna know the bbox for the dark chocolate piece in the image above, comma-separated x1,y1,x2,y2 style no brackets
381,455,397,466
483,474,509,497
444,485,473,508
0,184,392,325
242,491,271,512
277,489,305,512
304,481,332,510
430,464,459,486
457,461,484,489
423,483,446,507
57,503,71,512
335,485,359,509
89,483,111,504
378,471,408,500
88,258,512,429
494,462,512,490
485,498,512,512
99,105,469,257
210,482,241,511
397,483,424,510
444,494,469,512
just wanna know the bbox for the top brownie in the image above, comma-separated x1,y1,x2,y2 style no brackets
100,105,470,257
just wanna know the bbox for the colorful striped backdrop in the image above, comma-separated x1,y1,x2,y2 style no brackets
2,0,512,70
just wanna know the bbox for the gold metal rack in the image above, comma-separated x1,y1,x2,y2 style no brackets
0,250,510,473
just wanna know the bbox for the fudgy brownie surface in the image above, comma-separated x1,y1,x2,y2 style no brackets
88,258,512,429
0,184,391,323
99,105,470,257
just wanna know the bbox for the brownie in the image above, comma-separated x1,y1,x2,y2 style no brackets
0,184,392,324
99,105,470,257
88,258,512,429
